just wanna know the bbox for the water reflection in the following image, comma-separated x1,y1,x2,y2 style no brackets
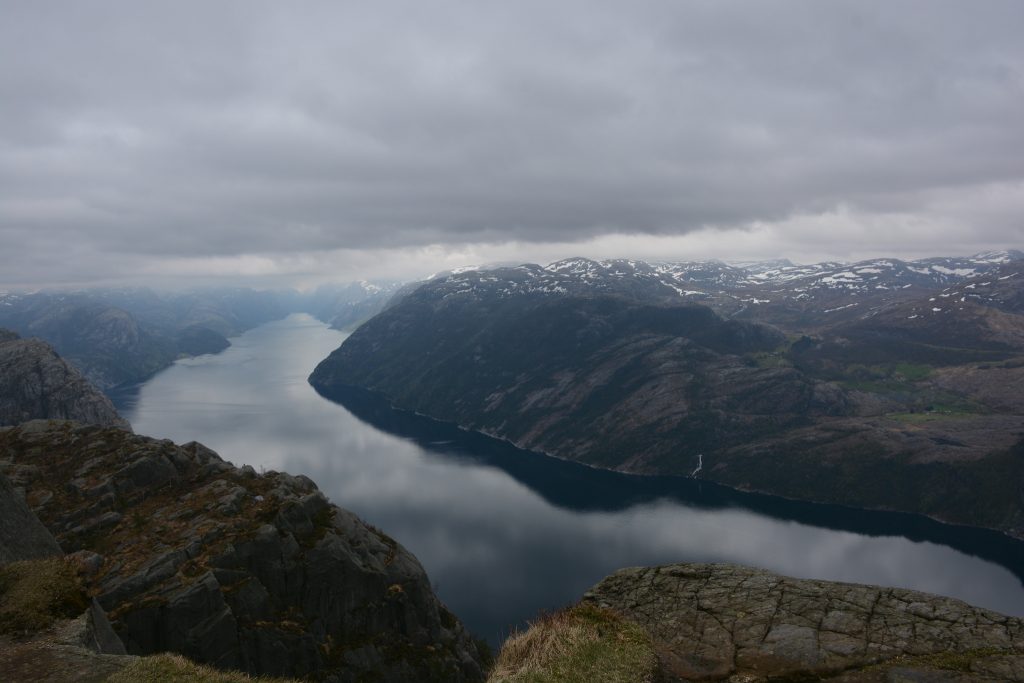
121,314,1024,645
322,383,1024,572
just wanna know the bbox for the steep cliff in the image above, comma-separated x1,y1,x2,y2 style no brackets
0,420,487,682
0,330,130,429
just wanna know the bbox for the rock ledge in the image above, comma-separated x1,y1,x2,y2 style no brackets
584,563,1024,682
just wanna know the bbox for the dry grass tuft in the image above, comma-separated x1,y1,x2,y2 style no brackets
105,653,301,682
488,603,658,683
0,557,88,635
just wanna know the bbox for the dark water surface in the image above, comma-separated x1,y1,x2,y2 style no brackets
116,314,1024,644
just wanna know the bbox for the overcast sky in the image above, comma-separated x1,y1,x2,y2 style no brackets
2,1,1023,289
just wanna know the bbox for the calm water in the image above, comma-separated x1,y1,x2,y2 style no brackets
116,314,1024,644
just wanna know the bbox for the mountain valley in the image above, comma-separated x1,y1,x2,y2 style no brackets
0,283,398,392
4,263,1024,681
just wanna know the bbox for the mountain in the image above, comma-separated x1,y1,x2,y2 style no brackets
174,324,232,357
618,250,1024,331
728,250,1024,331
304,280,404,331
791,264,1024,375
373,251,1023,335
0,329,130,428
311,281,843,470
0,283,405,392
0,288,294,391
92,283,405,336
0,293,180,390
0,421,487,682
310,253,1024,536
91,286,302,339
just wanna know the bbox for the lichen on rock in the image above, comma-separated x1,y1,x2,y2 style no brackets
584,563,1024,682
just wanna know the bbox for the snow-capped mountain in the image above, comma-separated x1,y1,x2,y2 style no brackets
306,280,404,330
409,250,1023,332
880,263,1024,324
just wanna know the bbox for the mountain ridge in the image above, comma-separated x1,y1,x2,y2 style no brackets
0,283,401,392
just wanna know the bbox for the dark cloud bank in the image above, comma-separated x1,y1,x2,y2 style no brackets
1,1,1022,287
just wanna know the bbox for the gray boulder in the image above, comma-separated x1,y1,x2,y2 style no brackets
585,563,1024,682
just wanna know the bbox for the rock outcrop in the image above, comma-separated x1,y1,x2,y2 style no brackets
0,330,130,429
1,476,130,681
0,420,487,682
584,563,1024,682
0,588,134,683
0,470,63,563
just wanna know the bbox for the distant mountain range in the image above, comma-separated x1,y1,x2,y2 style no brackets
0,282,400,391
303,280,405,331
6,252,1018,394
428,249,1024,331
310,249,1024,537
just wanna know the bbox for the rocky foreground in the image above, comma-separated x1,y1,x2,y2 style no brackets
0,470,62,564
582,563,1024,682
0,420,486,682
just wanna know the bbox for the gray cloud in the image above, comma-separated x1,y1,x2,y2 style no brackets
1,1,1023,286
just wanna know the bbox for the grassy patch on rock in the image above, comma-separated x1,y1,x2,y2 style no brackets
745,349,793,369
829,362,934,392
106,653,300,683
0,557,88,635
487,604,657,683
860,646,1014,678
886,410,978,423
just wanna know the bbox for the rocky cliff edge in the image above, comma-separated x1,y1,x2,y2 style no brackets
0,420,487,682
